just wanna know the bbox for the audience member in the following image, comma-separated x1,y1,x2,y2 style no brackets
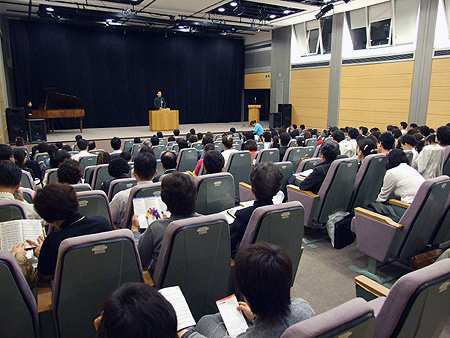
339,127,358,157
150,136,160,146
97,151,112,165
14,136,25,146
62,144,72,152
153,151,177,182
272,135,280,149
262,131,272,149
250,120,264,140
110,137,122,155
221,134,237,166
88,140,96,151
0,144,14,162
399,121,408,134
278,132,290,161
357,138,377,164
173,129,180,137
72,139,90,161
42,150,71,185
359,126,369,136
203,150,224,174
415,141,444,179
243,140,257,160
13,148,34,178
178,139,189,150
157,131,164,139
101,157,130,194
377,132,395,154
437,126,450,148
134,137,141,144
194,143,215,176
197,132,203,141
120,150,132,162
188,134,198,144
55,142,63,150
57,159,82,184
399,134,419,164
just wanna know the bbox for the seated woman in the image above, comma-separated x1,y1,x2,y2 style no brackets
97,151,112,165
221,133,237,166
101,157,130,195
357,137,377,167
57,159,82,185
398,134,419,165
242,139,257,161
178,243,315,338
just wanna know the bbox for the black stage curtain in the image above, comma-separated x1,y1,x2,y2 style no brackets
8,19,244,129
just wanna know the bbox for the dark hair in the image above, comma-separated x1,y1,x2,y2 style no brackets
34,183,78,222
185,133,191,141
332,130,345,143
370,127,380,133
262,131,272,143
120,151,132,162
399,134,417,148
359,126,368,135
75,135,82,141
108,157,130,178
437,126,450,146
386,125,394,132
13,148,27,167
320,139,340,162
419,125,430,137
111,137,121,150
197,132,203,140
0,160,21,187
77,139,88,151
50,150,71,169
188,135,198,144
222,134,233,149
410,123,418,129
134,152,157,180
371,131,381,140
292,124,297,129
173,129,180,136
97,283,177,338
203,150,224,174
134,137,141,144
378,132,395,150
150,136,159,146
62,145,72,152
202,136,214,146
426,134,437,144
348,128,359,140
97,152,112,165
357,138,377,158
300,124,305,130
177,139,189,150
234,243,292,320
161,172,196,215
243,140,257,152
386,148,408,170
392,128,402,139
88,141,96,151
204,143,215,152
303,130,312,140
160,151,177,170
243,131,254,141
157,131,163,139
279,132,290,147
400,122,408,129
15,137,25,146
250,162,282,201
168,136,175,142
250,120,256,126
57,159,82,184
0,144,13,161
272,136,280,149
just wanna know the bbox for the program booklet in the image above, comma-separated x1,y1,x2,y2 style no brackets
159,286,196,331
0,219,44,251
133,195,171,229
216,294,248,337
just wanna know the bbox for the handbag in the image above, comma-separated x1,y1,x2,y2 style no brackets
410,249,443,271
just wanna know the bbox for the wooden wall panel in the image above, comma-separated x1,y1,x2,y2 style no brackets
427,58,450,128
290,67,329,129
244,72,271,89
339,61,413,130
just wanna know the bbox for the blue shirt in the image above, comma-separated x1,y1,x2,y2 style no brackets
253,123,264,136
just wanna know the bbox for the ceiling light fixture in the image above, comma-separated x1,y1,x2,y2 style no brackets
315,3,333,20
269,14,276,19
283,9,291,15
46,7,54,12
230,1,238,7
218,7,225,12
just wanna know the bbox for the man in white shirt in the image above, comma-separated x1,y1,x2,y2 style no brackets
109,152,157,227
415,144,444,179
399,121,408,135
110,137,122,155
339,127,359,158
71,139,91,161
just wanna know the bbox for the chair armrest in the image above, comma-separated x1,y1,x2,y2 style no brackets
287,185,319,227
354,207,403,228
355,275,389,298
143,270,155,286
287,184,319,198
38,283,53,313
239,182,251,190
239,182,253,202
231,258,235,267
389,199,410,209
186,171,197,177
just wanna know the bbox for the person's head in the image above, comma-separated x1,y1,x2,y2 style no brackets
426,134,437,145
57,159,82,184
177,139,189,150
0,144,14,162
234,243,292,321
203,143,215,152
320,139,339,163
161,172,196,215
262,131,272,143
371,131,381,140
399,134,417,151
437,126,450,146
150,136,159,146
156,131,163,139
189,128,196,135
157,91,162,98
120,151,132,162
75,135,83,142
14,136,25,146
410,123,418,130
386,125,394,132
62,144,72,152
419,125,430,137
250,162,282,201
292,124,298,130
139,145,154,155
243,140,257,152
203,150,224,174
95,283,177,338
173,129,180,136
303,130,312,140
279,132,290,147
55,142,63,150
108,157,130,179
378,132,395,152
202,136,214,146
243,131,254,141
386,148,408,170
331,130,344,143
357,138,377,161
160,151,177,171
348,128,359,140
110,137,121,151
97,151,112,165
197,132,203,141
272,135,280,148
230,127,236,133
185,133,191,141
222,134,233,149
250,120,256,127
34,183,79,223
300,124,305,130
133,152,157,181
0,160,21,189
359,126,368,135
188,135,198,144
50,150,71,169
400,122,408,130
168,136,175,142
13,148,27,167
88,140,96,151
392,128,402,139
77,139,88,151
134,137,141,144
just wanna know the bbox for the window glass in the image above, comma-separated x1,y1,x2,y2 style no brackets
351,27,367,50
321,16,333,53
308,28,319,54
370,19,391,46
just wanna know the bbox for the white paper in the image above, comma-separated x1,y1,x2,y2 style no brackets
21,220,44,249
298,169,313,177
159,286,196,331
133,196,170,229
216,295,248,337
0,219,44,251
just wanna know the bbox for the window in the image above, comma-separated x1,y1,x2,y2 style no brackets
305,16,333,55
370,19,392,46
308,28,320,54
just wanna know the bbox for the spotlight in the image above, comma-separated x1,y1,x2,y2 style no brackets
315,3,333,20
46,7,54,12
269,14,276,19
230,1,238,6
218,7,225,12
283,9,291,15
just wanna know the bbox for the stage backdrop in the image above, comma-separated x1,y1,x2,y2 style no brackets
8,19,244,129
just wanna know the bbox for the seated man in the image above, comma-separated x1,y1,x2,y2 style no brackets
110,152,157,227
0,144,15,162
72,139,90,161
0,160,40,219
278,132,290,161
153,151,177,183
378,132,395,154
101,157,130,194
132,172,198,274
230,162,283,258
27,183,112,277
203,150,224,174
110,137,122,155
57,159,82,184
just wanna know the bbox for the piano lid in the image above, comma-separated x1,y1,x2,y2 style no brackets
43,87,84,109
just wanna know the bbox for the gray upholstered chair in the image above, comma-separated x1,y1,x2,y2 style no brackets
89,149,104,155
176,148,198,172
21,188,35,203
213,141,224,152
195,172,235,215
283,146,314,172
288,139,297,148
191,142,203,151
287,158,358,228
152,145,166,159
79,155,98,172
152,214,230,320
256,142,264,151
253,148,280,164
225,151,252,203
281,298,375,338
306,138,318,149
34,152,49,163
432,193,450,246
169,143,179,154
123,140,134,153
76,190,113,226
52,229,143,338
83,165,96,186
0,200,27,221
107,177,137,201
158,138,168,146
71,183,92,192
46,168,59,184
296,157,322,173
91,164,113,190
21,170,36,190
442,146,450,176
131,143,143,158
312,143,322,157
156,159,164,175
0,250,38,338
275,161,294,199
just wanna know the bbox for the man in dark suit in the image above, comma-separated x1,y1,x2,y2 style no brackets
153,151,177,183
153,91,166,110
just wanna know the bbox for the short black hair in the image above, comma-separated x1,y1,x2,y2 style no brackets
189,128,196,135
370,127,380,133
34,183,79,222
134,152,156,180
386,125,394,132
437,126,450,146
13,148,27,166
386,148,408,170
204,143,215,152
250,162,282,201
230,127,236,133
160,151,177,170
348,128,359,140
399,134,417,147
0,144,13,161
203,150,224,174
300,124,305,130
419,125,430,137
161,172,196,215
88,140,96,151
173,129,180,136
75,135,82,141
55,142,63,149
378,132,395,150
400,122,408,129
156,131,163,139
243,140,257,152
357,138,377,158
359,126,368,135
250,120,256,126
0,160,21,187
150,136,159,146
177,139,189,150
292,124,298,129
392,128,402,139
279,132,290,146
197,132,203,140
234,243,292,320
57,159,82,184
120,151,132,162
202,136,214,146
77,139,88,151
262,131,272,143
188,135,198,144
222,134,233,149
110,137,121,150
320,139,340,162
168,136,175,142
50,150,71,169
15,137,25,146
108,157,130,178
97,283,177,338
410,123,418,129
332,130,345,143
134,137,141,143
243,131,254,141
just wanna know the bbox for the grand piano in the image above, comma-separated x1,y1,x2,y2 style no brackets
30,88,85,132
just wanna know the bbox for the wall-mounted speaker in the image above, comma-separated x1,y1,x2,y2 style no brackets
269,112,282,129
27,119,47,142
278,104,292,128
6,107,27,143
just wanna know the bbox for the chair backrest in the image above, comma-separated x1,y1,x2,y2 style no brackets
274,161,294,198
442,146,450,176
0,200,27,221
79,155,98,172
76,190,113,226
403,150,413,165
91,164,113,190
21,188,35,204
71,183,92,192
108,178,137,201
224,151,252,202
214,141,224,152
176,148,198,172
306,138,318,148
191,142,203,151
215,134,222,141
315,158,358,224
288,139,297,148
169,143,179,154
68,151,79,156
281,298,375,338
21,170,36,190
83,165,96,185
194,173,235,215
313,143,322,157
52,230,143,338
396,176,450,259
89,149,104,155
349,154,387,212
152,214,230,320
152,145,166,159
123,140,134,153
432,194,450,245
156,159,164,175
159,138,168,146
120,182,162,229
34,152,49,162
131,143,143,158
256,142,264,151
47,168,59,184
296,157,322,173
239,201,304,282
374,259,450,338
254,148,280,164
232,143,241,151
283,146,315,171
0,250,38,338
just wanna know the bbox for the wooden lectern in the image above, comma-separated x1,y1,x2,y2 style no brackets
248,105,261,127
149,109,179,131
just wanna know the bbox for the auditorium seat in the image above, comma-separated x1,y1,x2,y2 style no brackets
168,143,179,154
306,138,318,149
107,177,137,201
71,183,92,192
88,149,104,155
256,142,264,151
79,155,98,172
152,214,230,320
76,190,113,226
91,164,114,190
312,143,321,157
432,194,450,246
215,134,222,141
443,146,450,176
46,168,59,184
232,142,241,151
152,145,166,159
0,200,27,221
131,143,142,159
122,140,133,153
21,187,35,203
191,141,203,151
176,148,198,172
83,165,96,186
352,176,450,277
403,149,413,165
194,172,235,215
68,151,79,156
158,138,168,146
253,148,279,164
34,152,49,163
287,158,358,228
0,250,38,338
288,139,297,148
213,141,224,152
274,161,294,199
238,201,304,283
224,151,252,203
296,157,322,173
52,229,143,338
21,170,36,190
355,259,450,338
283,146,315,171
281,298,375,338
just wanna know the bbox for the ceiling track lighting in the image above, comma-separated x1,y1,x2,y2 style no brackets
315,3,333,20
